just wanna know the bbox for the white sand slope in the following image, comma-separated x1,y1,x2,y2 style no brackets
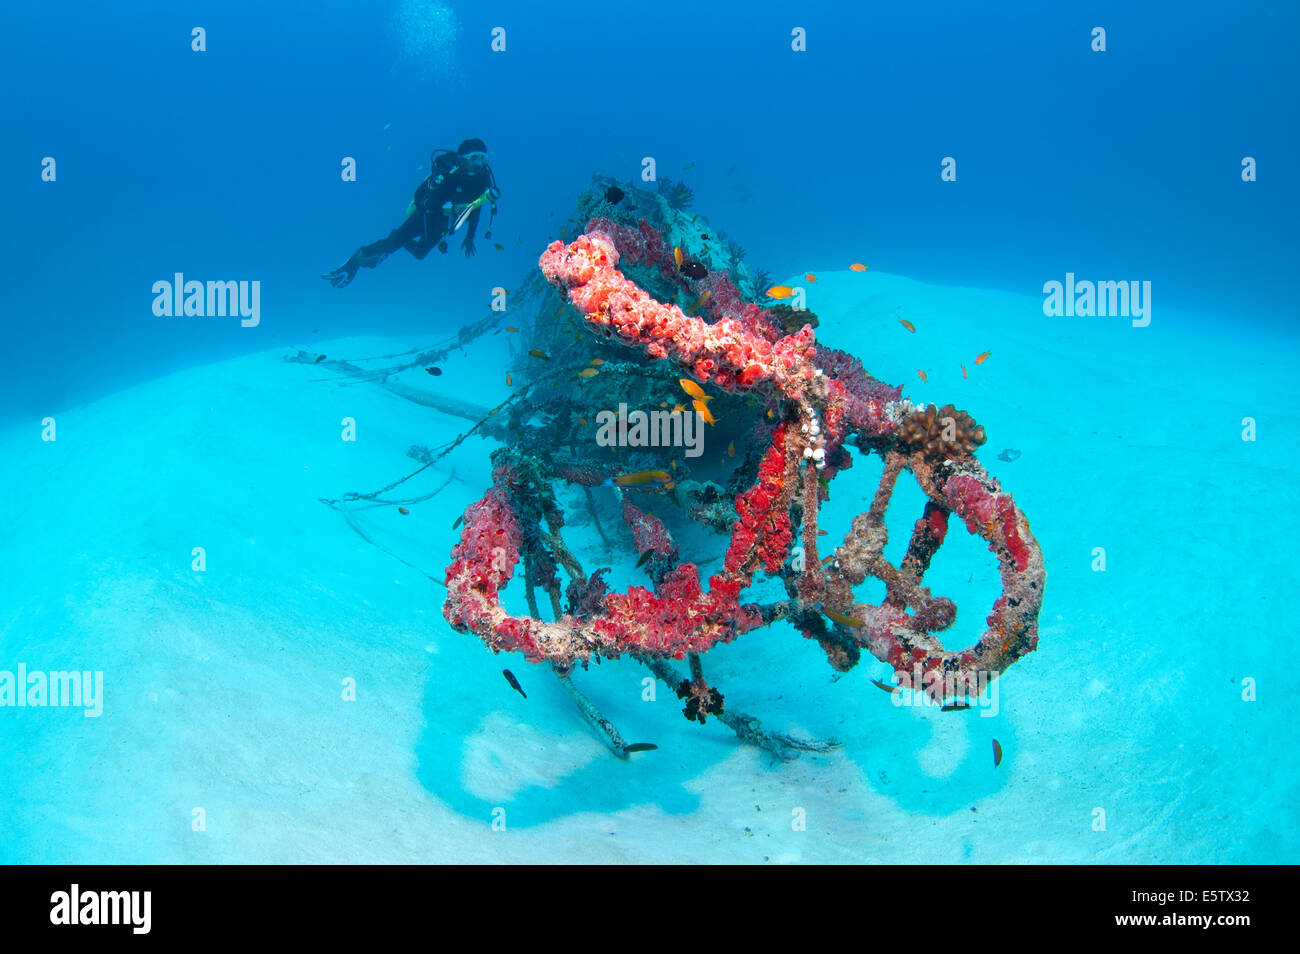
1,270,1296,863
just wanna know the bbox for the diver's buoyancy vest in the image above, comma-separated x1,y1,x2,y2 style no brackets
418,151,495,205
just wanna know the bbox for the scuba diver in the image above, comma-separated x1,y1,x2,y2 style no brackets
322,138,500,288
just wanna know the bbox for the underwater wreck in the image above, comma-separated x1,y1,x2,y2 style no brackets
439,175,1045,758
303,175,1045,759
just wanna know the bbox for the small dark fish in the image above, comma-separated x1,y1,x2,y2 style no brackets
314,354,326,363
681,261,707,280
604,185,624,204
623,742,658,753
311,328,318,333
502,669,526,699
397,507,409,515
996,448,1021,462
425,366,442,376
452,515,464,529
871,678,899,694
941,702,972,712
992,739,1003,766
636,549,655,568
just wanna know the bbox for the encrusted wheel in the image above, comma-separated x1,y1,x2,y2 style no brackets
817,448,1044,702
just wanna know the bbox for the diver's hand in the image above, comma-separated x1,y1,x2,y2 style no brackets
461,238,476,257
321,264,356,288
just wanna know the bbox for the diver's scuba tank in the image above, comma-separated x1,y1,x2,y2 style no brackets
428,148,459,183
406,149,461,217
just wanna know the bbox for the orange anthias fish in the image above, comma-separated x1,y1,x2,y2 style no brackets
397,507,409,515
589,358,604,366
578,368,599,379
673,246,683,270
671,403,686,414
505,373,512,386
529,349,550,360
686,289,712,315
505,326,518,332
975,351,992,364
821,605,864,628
765,285,794,299
727,441,735,458
805,273,817,282
961,365,968,379
917,369,928,382
610,470,672,487
679,378,710,402
693,399,716,425
898,319,916,333
992,739,1004,767
849,263,868,272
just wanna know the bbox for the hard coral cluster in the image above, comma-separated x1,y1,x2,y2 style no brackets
443,205,1045,707
895,403,987,462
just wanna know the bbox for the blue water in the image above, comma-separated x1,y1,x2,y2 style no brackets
1,1,1296,863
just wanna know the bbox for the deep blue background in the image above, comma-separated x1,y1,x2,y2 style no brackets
2,0,1295,424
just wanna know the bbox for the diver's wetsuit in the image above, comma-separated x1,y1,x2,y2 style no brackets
324,155,497,287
